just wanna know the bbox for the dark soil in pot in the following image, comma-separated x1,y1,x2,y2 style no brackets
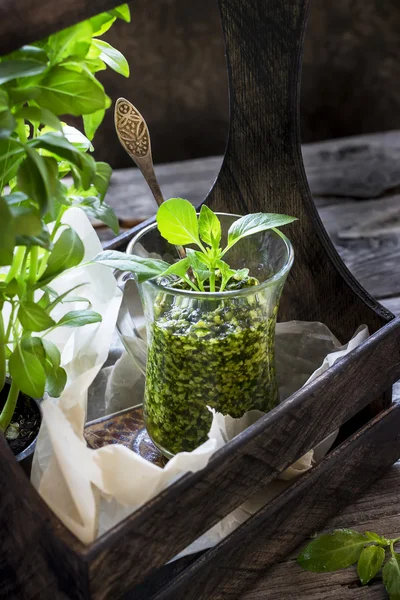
0,381,41,472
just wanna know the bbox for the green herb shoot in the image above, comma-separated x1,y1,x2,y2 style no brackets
298,529,400,599
93,198,297,292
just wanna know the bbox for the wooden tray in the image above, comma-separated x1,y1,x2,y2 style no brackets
1,0,400,599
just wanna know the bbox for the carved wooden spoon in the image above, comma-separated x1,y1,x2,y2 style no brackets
114,97,186,259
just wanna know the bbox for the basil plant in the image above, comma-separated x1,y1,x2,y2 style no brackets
0,5,130,432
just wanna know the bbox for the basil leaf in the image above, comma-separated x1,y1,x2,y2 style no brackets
0,139,25,186
357,545,385,585
110,4,131,21
0,110,16,138
187,249,211,282
90,13,116,36
40,227,84,282
21,336,46,362
29,132,91,171
9,343,46,398
17,229,52,249
92,162,112,200
46,282,88,313
227,212,297,249
14,107,62,132
297,530,368,572
45,366,67,397
0,60,47,84
92,250,170,283
383,554,400,600
161,257,191,278
365,531,390,545
38,291,50,309
0,90,9,111
91,40,129,77
18,302,56,332
48,21,93,65
41,338,61,367
10,206,42,236
83,109,105,140
8,45,48,63
80,196,119,235
61,124,93,152
3,191,29,206
37,67,106,116
156,198,200,246
0,196,15,266
56,309,102,327
198,205,221,249
17,149,52,214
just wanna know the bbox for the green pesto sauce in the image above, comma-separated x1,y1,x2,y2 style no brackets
144,280,279,456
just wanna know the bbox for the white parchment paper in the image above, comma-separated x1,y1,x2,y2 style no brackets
30,212,369,556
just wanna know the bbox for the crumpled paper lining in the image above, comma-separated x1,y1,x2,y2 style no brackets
30,210,369,557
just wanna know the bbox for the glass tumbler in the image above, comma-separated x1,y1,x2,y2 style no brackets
116,213,294,458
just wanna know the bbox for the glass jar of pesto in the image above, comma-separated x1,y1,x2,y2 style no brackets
117,213,293,458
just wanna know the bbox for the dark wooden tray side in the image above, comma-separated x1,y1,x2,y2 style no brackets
0,1,399,600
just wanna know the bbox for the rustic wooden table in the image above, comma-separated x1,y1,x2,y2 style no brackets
102,130,400,599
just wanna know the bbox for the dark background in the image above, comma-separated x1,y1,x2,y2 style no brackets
90,0,400,167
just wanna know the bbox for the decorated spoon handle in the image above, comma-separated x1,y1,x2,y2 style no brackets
114,98,186,259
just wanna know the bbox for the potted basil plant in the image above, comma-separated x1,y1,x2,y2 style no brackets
95,199,297,457
0,5,130,463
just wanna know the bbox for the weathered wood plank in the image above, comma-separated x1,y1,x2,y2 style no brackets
86,319,400,599
156,403,400,600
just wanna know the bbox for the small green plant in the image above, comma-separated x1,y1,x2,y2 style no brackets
298,529,400,599
93,198,297,290
0,6,130,435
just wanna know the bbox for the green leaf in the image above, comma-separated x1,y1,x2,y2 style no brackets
383,554,400,600
17,149,51,214
79,196,119,235
83,109,105,140
21,336,46,362
0,90,9,111
226,213,297,250
91,40,129,77
37,67,106,116
297,530,368,572
0,110,16,138
93,162,112,200
29,131,91,170
38,291,50,309
0,196,15,266
357,545,385,585
5,278,19,297
156,198,200,247
15,107,62,132
365,531,390,546
40,227,84,282
10,206,42,236
8,45,48,63
56,309,102,328
198,205,221,249
90,13,116,36
0,139,26,187
46,366,67,397
92,250,170,283
62,124,93,152
17,229,51,249
84,58,107,74
41,338,61,367
46,282,88,313
18,302,56,332
216,259,236,291
186,248,211,282
161,257,191,278
9,344,46,398
0,60,47,84
110,4,131,21
48,21,93,64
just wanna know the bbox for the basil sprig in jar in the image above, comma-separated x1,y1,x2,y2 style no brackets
115,200,295,458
